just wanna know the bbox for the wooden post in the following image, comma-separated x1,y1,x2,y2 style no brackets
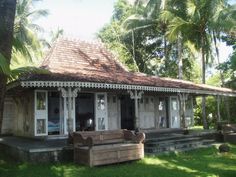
217,95,221,122
134,90,139,129
68,88,72,133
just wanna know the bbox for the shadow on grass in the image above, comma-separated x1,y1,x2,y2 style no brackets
0,146,236,177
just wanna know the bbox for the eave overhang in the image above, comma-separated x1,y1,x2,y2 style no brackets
19,81,236,97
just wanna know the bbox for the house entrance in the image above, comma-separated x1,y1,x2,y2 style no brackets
48,91,64,135
75,93,95,131
120,95,135,130
158,97,168,128
170,96,180,128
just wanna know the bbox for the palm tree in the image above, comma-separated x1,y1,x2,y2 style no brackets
167,0,236,129
123,0,191,78
0,0,17,133
41,28,64,49
123,0,175,75
124,0,235,128
0,0,49,133
13,0,48,64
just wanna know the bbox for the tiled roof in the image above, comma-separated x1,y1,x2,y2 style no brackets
21,38,236,95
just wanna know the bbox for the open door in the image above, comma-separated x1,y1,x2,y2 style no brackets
169,96,180,128
157,97,167,128
95,93,108,130
75,93,95,131
120,95,135,130
35,90,48,136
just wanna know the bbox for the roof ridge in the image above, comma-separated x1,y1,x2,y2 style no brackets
58,36,104,46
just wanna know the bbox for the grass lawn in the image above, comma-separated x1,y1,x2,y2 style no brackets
0,145,236,177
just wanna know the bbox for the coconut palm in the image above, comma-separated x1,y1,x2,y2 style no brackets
0,0,17,133
167,0,236,128
0,0,49,133
13,0,48,64
41,28,64,49
123,0,189,78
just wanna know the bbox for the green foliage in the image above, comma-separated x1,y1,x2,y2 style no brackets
194,73,234,126
12,0,49,67
1,146,236,177
194,97,217,127
0,53,10,76
219,34,236,80
98,0,201,79
0,0,49,82
9,66,49,81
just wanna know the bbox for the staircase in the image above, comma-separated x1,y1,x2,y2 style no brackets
144,130,216,155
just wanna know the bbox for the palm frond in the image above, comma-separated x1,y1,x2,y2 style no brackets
167,17,189,42
160,10,175,23
0,53,10,76
9,66,49,81
144,0,163,18
122,14,156,31
28,9,49,20
186,0,197,17
12,36,33,62
29,23,44,33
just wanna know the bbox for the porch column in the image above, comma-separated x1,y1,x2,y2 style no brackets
128,90,144,130
217,95,221,122
58,87,80,133
178,93,188,129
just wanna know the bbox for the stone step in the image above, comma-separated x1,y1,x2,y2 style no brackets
145,137,202,147
144,129,184,139
145,139,215,154
145,143,214,156
145,133,203,143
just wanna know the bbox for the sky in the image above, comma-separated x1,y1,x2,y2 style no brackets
36,0,233,62
37,0,116,40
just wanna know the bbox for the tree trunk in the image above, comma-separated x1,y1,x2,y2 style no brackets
201,35,208,129
213,31,224,86
177,35,183,79
164,35,168,72
0,0,16,134
212,31,231,122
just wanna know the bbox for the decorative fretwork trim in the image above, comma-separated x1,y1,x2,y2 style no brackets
20,81,236,97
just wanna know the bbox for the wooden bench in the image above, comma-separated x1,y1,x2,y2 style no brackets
73,129,145,167
222,124,236,144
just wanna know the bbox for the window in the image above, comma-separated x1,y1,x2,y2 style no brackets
158,98,164,111
35,91,48,136
97,94,105,110
171,98,178,110
37,119,46,134
98,117,105,130
36,92,46,110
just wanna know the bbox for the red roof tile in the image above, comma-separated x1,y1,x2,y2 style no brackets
21,38,236,95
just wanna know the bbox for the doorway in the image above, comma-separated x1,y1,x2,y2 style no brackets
48,91,62,135
120,95,135,130
75,93,95,131
170,96,180,128
157,97,168,128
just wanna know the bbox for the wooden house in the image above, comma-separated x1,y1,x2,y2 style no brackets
2,38,236,137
